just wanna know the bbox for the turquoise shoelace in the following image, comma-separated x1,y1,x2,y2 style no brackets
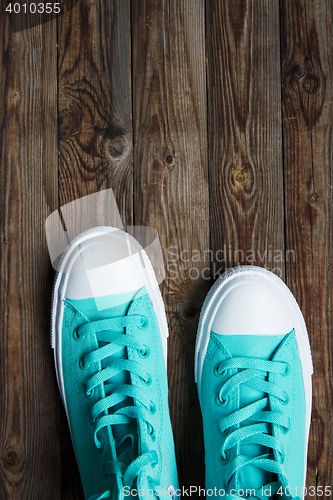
75,314,162,500
215,356,294,500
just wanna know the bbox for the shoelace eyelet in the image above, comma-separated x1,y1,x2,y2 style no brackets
216,395,228,407
138,317,149,330
141,373,152,386
221,450,230,465
282,362,291,377
89,414,96,425
138,345,150,359
221,427,230,437
79,356,89,370
214,363,228,378
167,485,176,499
97,436,105,454
280,392,289,405
149,401,156,415
278,452,285,464
147,423,156,441
281,426,289,435
85,387,94,399
73,328,83,341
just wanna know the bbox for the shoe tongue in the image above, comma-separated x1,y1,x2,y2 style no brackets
69,288,144,321
220,334,284,360
219,334,285,494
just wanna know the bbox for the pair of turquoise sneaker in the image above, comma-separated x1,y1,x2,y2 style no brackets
51,227,312,500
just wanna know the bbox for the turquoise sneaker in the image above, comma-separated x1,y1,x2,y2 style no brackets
51,227,178,500
195,266,313,500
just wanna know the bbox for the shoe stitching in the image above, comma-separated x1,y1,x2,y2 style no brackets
65,307,88,421
64,298,89,324
130,292,164,484
65,305,109,464
270,335,306,491
205,343,225,490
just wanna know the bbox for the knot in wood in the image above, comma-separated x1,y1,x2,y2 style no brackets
108,136,127,159
235,170,245,183
292,64,306,79
6,450,18,467
164,155,176,169
102,134,127,160
308,192,318,203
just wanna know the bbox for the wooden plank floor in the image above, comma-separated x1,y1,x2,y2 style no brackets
0,1,332,498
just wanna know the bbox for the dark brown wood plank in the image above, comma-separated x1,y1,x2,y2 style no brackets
132,0,209,490
0,12,59,500
207,0,285,278
280,0,333,494
57,1,133,497
58,0,133,225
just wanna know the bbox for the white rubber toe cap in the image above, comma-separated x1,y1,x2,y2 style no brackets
211,281,294,336
64,232,146,302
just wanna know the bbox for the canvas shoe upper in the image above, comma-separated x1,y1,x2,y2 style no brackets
51,227,178,500
195,266,313,500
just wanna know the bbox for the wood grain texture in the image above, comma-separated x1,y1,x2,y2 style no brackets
0,11,59,500
58,0,133,226
0,0,332,497
57,1,133,497
206,0,285,278
132,0,209,489
280,0,333,494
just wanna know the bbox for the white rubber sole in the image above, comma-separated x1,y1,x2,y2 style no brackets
51,226,169,410
195,265,313,488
